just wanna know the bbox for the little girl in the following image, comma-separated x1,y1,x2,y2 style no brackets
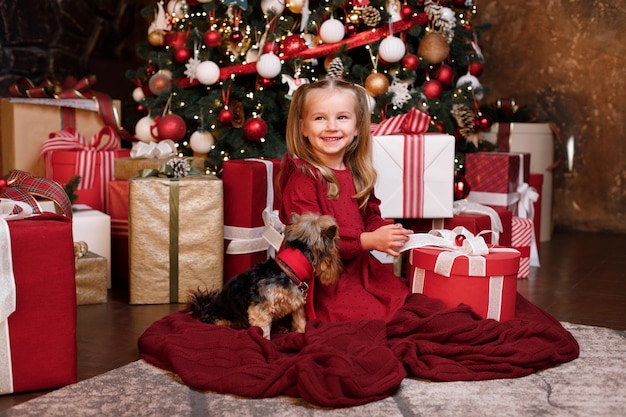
278,78,413,322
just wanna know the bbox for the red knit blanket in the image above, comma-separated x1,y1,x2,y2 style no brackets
138,293,579,408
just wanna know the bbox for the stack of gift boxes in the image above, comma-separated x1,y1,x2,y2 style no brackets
0,95,550,395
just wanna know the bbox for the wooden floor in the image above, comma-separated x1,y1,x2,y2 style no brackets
1,230,625,411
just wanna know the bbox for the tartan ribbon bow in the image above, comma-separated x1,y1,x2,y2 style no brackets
41,126,121,192
8,76,133,141
0,170,72,218
371,107,432,136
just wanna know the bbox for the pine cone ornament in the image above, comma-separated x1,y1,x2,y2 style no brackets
167,158,192,178
451,104,476,139
362,6,381,27
326,57,344,79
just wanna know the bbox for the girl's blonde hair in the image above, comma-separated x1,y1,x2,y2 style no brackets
285,78,376,210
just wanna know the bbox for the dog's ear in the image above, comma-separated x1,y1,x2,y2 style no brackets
290,212,300,224
324,225,338,240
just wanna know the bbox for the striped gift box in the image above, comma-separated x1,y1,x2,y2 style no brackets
511,216,535,278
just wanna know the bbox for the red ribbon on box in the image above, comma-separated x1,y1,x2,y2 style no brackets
372,108,432,218
40,126,122,211
0,170,72,218
8,76,133,141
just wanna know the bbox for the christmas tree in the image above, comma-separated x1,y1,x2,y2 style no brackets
126,0,490,175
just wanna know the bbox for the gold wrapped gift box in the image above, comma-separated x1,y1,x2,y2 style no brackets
75,251,107,305
129,175,224,304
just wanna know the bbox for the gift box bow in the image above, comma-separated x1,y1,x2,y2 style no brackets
41,126,121,191
130,140,177,159
138,157,202,179
399,226,519,277
0,170,72,218
371,107,431,136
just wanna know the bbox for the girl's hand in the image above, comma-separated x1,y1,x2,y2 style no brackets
360,223,413,257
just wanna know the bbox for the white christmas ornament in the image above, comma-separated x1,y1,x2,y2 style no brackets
378,36,406,63
261,0,285,15
196,60,221,85
134,116,157,143
256,53,282,79
456,73,484,100
184,56,201,82
132,87,145,102
189,130,215,153
319,18,345,44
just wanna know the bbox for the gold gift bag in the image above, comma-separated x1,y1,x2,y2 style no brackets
128,175,224,304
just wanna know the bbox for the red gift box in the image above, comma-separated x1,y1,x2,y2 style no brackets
407,240,520,321
1,213,76,394
108,180,129,282
41,127,131,212
465,152,531,214
222,159,282,281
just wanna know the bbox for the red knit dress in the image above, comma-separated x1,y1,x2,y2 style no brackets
279,156,409,322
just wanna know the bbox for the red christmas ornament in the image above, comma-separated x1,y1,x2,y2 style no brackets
174,47,192,63
280,34,308,55
452,0,466,7
152,114,187,142
243,117,268,141
454,234,466,246
400,5,414,21
345,23,358,36
453,174,471,200
402,53,419,71
0,178,7,190
257,76,274,88
422,79,443,99
468,61,484,77
165,31,188,49
474,113,493,131
230,30,243,44
436,64,454,87
219,108,235,124
203,30,222,48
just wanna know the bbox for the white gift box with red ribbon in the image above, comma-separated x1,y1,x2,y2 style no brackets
402,227,521,321
372,108,455,219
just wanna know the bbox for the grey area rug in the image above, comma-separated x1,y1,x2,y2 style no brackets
2,322,625,417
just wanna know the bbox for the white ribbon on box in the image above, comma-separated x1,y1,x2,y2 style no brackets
224,159,284,258
0,199,34,394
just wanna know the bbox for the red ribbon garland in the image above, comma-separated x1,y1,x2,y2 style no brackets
174,14,427,89
0,170,72,218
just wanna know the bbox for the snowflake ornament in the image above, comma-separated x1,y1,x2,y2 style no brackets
389,75,413,108
185,56,201,82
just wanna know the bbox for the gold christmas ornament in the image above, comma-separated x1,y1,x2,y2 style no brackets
364,73,389,97
148,30,165,46
418,32,450,64
287,0,305,14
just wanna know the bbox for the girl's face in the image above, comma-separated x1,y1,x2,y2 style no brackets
300,88,358,169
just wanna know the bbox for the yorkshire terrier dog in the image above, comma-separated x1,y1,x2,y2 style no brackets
188,212,342,339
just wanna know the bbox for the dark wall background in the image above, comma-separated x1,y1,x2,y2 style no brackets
1,0,624,233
